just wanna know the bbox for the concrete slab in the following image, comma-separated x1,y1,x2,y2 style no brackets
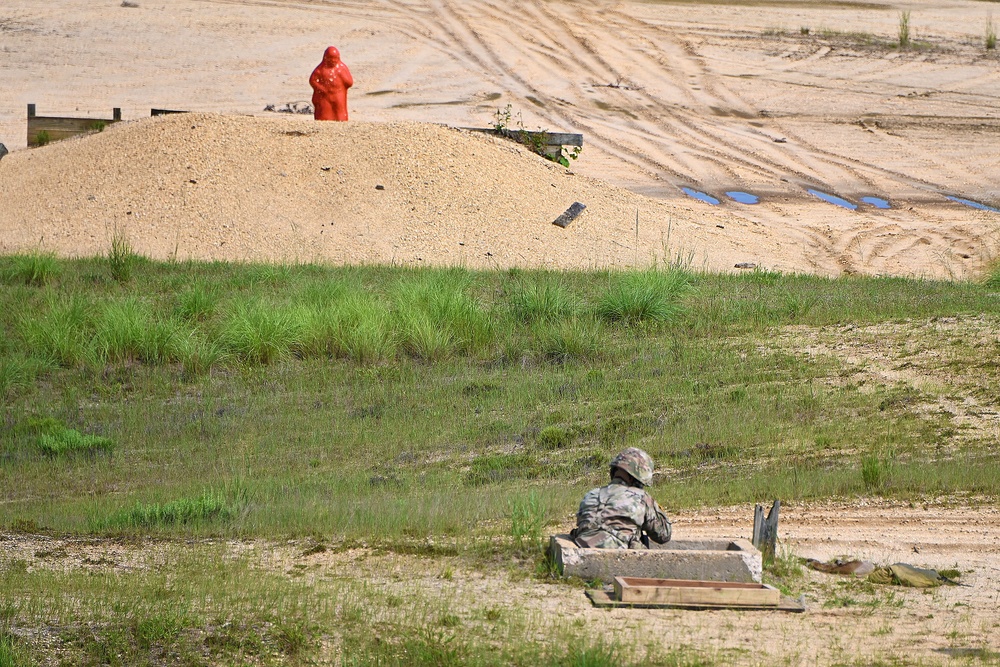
549,535,763,584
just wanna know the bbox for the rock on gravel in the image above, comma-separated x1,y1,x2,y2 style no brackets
0,113,767,270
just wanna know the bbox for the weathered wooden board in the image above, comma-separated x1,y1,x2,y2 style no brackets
460,127,583,147
614,576,781,607
587,588,805,612
26,105,121,146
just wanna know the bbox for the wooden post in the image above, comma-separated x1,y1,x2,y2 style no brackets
752,499,780,561
27,104,36,119
113,108,122,121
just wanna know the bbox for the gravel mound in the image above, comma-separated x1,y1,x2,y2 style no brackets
0,113,763,269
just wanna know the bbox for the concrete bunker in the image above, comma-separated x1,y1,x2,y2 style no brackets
549,535,763,585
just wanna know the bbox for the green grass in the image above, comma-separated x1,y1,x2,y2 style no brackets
1,251,61,287
1,255,1000,542
4,255,1000,665
37,428,114,457
90,488,245,532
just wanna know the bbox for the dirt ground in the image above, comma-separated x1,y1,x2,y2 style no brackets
2,0,1000,277
4,500,1000,665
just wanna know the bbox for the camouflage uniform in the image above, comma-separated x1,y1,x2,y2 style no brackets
571,478,672,549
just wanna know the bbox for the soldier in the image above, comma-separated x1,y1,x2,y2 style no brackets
570,447,672,549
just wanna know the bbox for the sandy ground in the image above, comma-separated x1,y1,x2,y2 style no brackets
4,501,1000,665
2,0,1000,277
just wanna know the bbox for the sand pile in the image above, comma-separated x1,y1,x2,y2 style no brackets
0,113,776,270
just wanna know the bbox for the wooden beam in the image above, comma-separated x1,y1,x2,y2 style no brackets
460,127,583,147
613,576,781,607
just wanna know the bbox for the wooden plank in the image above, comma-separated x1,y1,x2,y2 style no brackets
552,202,586,228
752,500,780,560
587,589,805,613
614,576,780,607
459,127,583,147
26,104,120,146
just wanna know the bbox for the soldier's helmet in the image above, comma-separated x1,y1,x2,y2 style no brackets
610,447,654,487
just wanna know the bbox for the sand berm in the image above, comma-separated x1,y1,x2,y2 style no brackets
0,113,780,271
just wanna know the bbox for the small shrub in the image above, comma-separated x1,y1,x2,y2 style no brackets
34,131,51,146
596,269,691,324
36,427,114,457
3,252,61,286
988,14,998,50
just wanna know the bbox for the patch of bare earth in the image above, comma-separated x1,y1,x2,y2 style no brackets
4,500,1000,665
767,315,1000,446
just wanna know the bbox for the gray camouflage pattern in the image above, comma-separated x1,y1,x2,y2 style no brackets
571,478,672,549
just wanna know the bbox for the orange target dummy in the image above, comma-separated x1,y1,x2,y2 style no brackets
310,46,353,121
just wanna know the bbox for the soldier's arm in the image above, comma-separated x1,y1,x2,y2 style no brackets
642,494,672,544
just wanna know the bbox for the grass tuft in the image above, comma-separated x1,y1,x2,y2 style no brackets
987,13,997,50
596,269,691,324
898,10,911,48
506,276,579,323
93,489,244,531
37,427,114,457
20,293,92,367
3,252,61,287
221,300,302,364
465,453,542,486
861,448,896,493
93,298,183,365
537,316,602,362
108,225,138,283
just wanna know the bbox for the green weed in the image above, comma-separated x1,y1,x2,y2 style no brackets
34,131,50,146
93,298,182,365
465,453,542,486
174,283,218,322
987,13,997,50
0,629,31,667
